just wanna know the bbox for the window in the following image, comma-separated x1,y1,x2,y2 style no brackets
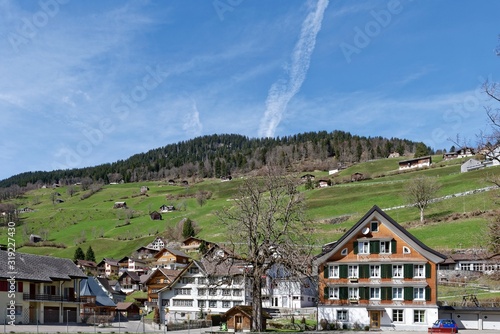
380,241,391,254
209,300,217,308
198,300,206,308
209,289,217,296
358,241,370,254
337,310,348,321
393,309,404,322
222,289,231,296
414,310,425,323
414,287,425,300
328,287,339,299
414,264,425,278
233,290,242,296
341,248,348,256
348,265,359,278
172,299,193,307
198,278,207,285
222,301,231,308
403,246,411,254
393,265,403,278
189,267,199,274
392,287,403,300
348,287,358,300
329,265,339,278
371,221,379,232
233,301,242,306
370,287,380,300
181,277,195,284
198,289,206,296
370,265,380,278
174,288,191,295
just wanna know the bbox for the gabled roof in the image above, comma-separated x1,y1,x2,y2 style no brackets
144,268,182,285
153,247,189,259
80,277,116,307
97,258,120,267
118,270,141,282
224,305,271,319
76,259,97,268
0,250,87,282
314,205,447,268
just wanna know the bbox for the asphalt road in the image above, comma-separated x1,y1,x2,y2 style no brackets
2,321,499,334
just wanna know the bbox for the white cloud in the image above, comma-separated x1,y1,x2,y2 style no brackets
259,0,329,138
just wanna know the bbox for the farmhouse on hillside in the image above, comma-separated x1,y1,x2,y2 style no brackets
398,156,432,171
314,205,446,331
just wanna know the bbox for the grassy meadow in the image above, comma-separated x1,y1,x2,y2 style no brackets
2,155,500,262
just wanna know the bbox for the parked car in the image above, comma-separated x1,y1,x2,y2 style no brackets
432,319,458,332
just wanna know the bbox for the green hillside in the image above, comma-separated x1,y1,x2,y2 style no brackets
2,155,499,261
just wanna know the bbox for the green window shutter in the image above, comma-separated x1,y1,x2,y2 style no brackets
425,263,432,278
370,241,380,254
324,286,329,299
391,239,397,253
339,265,348,278
359,287,369,300
404,287,413,301
353,241,358,254
404,264,413,279
359,264,369,278
339,287,348,300
381,287,391,300
381,264,392,278
425,286,431,301
324,265,329,279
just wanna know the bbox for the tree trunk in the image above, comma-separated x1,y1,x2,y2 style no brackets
252,273,263,332
420,208,424,223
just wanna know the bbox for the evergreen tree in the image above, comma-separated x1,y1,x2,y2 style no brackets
414,142,431,158
182,218,195,238
74,247,85,262
85,246,96,262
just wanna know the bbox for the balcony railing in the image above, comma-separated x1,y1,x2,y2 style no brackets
23,293,93,303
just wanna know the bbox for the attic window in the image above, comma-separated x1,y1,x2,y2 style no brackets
403,246,411,254
341,248,348,256
370,221,379,232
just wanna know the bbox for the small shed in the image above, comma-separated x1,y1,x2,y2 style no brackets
29,234,43,243
351,172,364,182
224,305,271,332
114,202,127,209
115,302,140,320
149,211,162,220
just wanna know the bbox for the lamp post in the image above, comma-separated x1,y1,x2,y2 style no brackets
66,309,69,334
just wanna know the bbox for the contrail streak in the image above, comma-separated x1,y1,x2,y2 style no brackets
258,0,329,138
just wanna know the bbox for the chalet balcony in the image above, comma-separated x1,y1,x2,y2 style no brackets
23,293,92,303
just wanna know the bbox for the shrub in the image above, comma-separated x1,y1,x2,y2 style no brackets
319,318,328,330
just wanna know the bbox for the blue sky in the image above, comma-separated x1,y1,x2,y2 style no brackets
0,0,499,181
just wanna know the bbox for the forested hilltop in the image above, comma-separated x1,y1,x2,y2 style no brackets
0,131,431,190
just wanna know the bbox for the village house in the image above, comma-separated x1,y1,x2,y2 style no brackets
0,250,87,324
314,205,446,331
147,236,168,250
117,271,142,294
398,156,432,171
180,236,214,254
443,147,475,160
153,247,190,270
159,204,176,213
79,276,116,323
149,211,162,220
144,268,182,311
96,258,120,278
157,257,251,324
76,259,98,276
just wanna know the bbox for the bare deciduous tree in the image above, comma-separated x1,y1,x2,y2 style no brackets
404,176,440,223
215,166,315,332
